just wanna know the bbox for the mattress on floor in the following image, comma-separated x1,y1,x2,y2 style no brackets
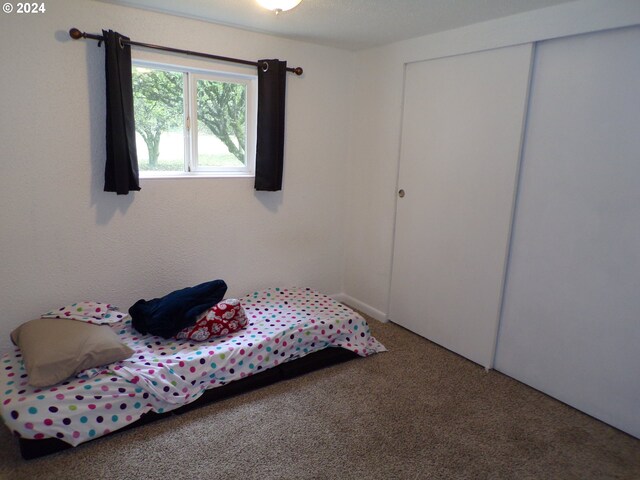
0,287,386,446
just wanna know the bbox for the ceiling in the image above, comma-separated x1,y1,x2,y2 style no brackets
96,0,578,51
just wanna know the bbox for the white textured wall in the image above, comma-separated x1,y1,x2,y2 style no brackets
343,0,640,318
0,0,353,352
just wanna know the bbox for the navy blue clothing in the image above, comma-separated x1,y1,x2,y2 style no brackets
129,280,227,338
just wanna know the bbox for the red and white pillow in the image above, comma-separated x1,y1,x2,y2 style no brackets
176,299,248,341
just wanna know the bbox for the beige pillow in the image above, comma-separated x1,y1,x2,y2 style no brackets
10,318,134,387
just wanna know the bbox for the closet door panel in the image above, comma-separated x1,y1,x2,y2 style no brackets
389,44,533,368
495,26,640,438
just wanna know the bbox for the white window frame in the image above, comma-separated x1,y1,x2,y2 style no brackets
132,59,257,178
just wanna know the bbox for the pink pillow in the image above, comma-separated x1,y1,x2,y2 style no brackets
176,299,248,341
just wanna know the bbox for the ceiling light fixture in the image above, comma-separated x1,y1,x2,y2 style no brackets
256,0,303,15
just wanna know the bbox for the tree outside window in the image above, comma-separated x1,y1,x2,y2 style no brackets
132,63,255,176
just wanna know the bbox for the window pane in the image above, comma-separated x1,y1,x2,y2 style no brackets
196,79,246,168
132,66,184,171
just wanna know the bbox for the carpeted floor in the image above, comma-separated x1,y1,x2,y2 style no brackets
1,318,638,480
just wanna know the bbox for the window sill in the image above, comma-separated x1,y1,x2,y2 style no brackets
140,171,255,180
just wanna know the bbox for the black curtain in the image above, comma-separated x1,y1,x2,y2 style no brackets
103,30,140,195
255,59,287,191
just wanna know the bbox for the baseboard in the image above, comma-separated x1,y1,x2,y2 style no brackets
332,293,388,323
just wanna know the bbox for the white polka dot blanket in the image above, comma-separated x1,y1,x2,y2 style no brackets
0,288,386,446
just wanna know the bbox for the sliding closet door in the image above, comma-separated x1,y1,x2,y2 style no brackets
495,26,640,438
389,44,533,368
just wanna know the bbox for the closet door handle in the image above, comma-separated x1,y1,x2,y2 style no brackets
398,189,405,198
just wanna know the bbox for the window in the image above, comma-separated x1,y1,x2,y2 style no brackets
132,61,257,177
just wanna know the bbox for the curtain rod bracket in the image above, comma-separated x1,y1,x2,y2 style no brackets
68,27,304,76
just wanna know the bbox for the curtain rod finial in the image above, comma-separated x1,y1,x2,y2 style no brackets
293,67,303,76
69,28,83,40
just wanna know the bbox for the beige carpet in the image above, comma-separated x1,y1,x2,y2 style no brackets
1,319,639,480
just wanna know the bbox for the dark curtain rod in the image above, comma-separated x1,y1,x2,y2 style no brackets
69,28,303,76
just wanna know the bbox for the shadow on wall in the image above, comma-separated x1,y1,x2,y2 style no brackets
254,190,283,213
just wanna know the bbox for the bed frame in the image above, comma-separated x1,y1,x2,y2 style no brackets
17,347,358,460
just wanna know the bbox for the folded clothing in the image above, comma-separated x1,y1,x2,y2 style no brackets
129,279,228,338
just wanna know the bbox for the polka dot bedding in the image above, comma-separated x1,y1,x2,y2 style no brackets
0,288,386,446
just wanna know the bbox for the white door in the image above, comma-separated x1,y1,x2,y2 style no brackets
495,26,640,439
389,44,533,368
